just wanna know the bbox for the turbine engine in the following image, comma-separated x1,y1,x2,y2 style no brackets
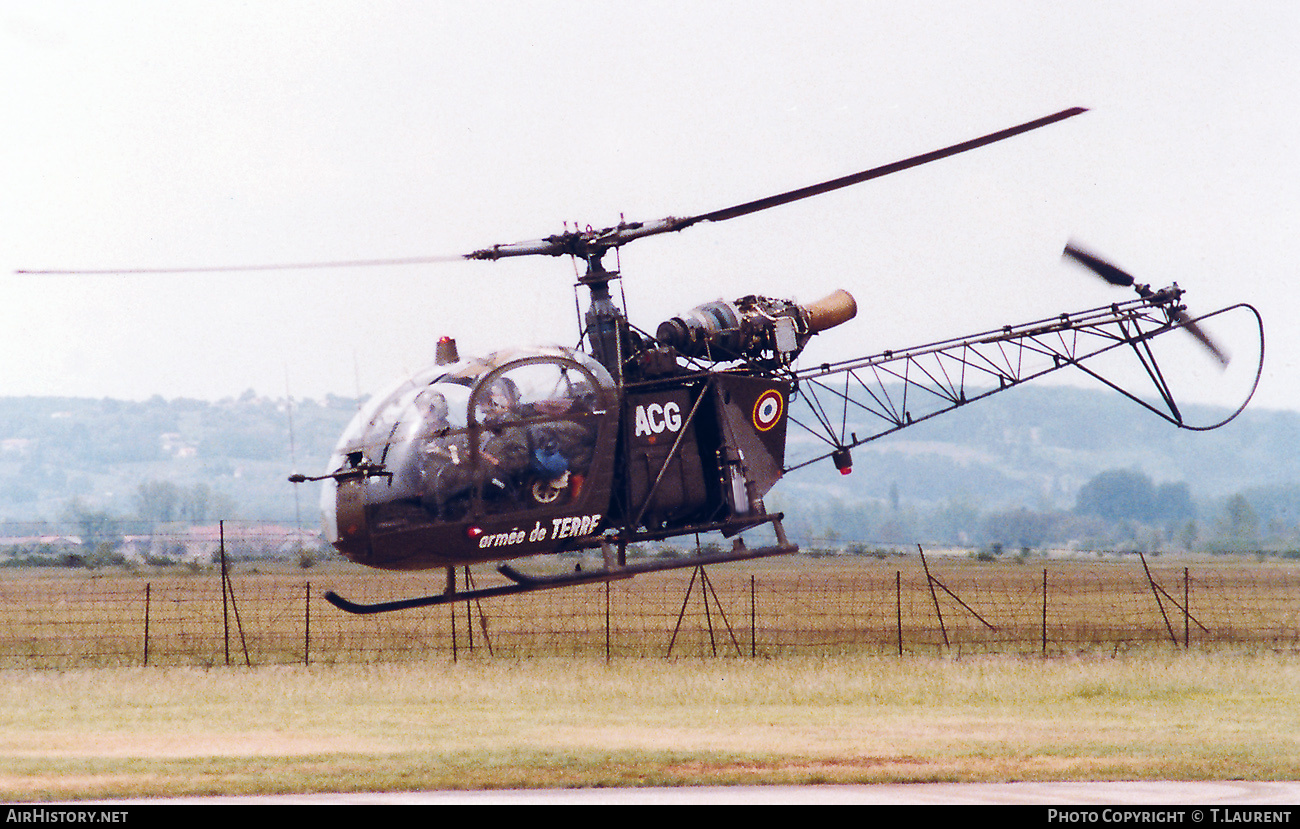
656,289,857,365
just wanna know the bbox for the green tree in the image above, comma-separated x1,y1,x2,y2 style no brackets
1216,493,1260,551
135,480,182,524
60,497,122,559
1154,482,1196,523
1075,470,1157,522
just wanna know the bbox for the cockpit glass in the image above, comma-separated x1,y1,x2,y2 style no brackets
324,348,611,531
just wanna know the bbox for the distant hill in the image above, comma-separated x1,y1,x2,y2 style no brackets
0,393,360,525
0,386,1295,547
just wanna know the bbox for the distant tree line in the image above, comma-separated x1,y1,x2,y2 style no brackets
134,480,236,525
782,468,1300,556
1073,470,1194,524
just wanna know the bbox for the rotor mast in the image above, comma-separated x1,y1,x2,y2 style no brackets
577,249,628,380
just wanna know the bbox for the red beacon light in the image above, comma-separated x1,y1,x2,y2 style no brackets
832,447,853,475
435,336,459,365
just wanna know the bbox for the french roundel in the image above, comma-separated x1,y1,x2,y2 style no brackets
752,389,784,432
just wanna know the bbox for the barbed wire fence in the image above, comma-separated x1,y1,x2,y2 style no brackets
1,522,1298,669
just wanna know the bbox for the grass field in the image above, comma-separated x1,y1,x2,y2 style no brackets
4,555,1299,667
3,650,1298,801
3,555,1297,801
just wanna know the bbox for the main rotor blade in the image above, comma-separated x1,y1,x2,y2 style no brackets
689,107,1088,226
16,254,469,275
469,106,1089,260
23,107,1088,273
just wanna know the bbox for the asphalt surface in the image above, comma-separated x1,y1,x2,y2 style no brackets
93,780,1300,805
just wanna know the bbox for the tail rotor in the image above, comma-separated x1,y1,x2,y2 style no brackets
1063,241,1230,367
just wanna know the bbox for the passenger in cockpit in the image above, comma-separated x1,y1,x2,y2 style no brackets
475,377,534,506
417,364,604,517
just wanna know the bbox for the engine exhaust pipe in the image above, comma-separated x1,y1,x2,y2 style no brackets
803,289,857,334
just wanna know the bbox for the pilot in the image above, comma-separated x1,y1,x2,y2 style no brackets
477,376,520,424
532,432,569,479
415,389,450,432
468,369,603,510
412,389,469,518
473,376,534,506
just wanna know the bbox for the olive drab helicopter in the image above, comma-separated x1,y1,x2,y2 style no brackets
24,107,1264,614
274,106,1263,615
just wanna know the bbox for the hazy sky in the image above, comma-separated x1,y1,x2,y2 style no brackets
3,2,1296,417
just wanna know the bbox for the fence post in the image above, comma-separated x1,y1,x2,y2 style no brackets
919,546,949,649
1184,567,1190,649
895,570,902,656
217,522,251,667
221,521,230,666
1041,568,1047,658
1139,551,1179,647
750,575,756,658
449,567,458,662
143,582,151,667
464,568,474,653
304,581,311,666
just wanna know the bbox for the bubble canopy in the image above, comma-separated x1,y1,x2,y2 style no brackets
321,347,617,551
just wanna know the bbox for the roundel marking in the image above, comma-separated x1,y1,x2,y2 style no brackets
752,389,784,432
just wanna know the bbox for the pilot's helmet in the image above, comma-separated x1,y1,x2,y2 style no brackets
481,375,520,416
416,389,449,423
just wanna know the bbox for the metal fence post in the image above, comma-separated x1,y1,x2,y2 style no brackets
895,570,902,656
221,521,229,666
1042,568,1048,658
304,581,311,666
750,575,756,658
143,582,151,667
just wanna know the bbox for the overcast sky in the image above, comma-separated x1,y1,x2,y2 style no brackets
2,2,1295,419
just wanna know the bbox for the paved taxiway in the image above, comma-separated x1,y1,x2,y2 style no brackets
100,781,1300,805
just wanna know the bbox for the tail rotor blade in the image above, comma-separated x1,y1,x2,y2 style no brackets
1062,242,1137,287
1174,309,1231,367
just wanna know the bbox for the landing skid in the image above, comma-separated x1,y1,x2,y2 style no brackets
324,537,798,615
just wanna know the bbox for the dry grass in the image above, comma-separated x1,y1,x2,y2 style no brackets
3,555,1298,667
2,556,1297,800
3,650,1298,800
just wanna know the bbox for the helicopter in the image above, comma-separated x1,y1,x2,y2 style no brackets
27,107,1259,614
267,107,1264,614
